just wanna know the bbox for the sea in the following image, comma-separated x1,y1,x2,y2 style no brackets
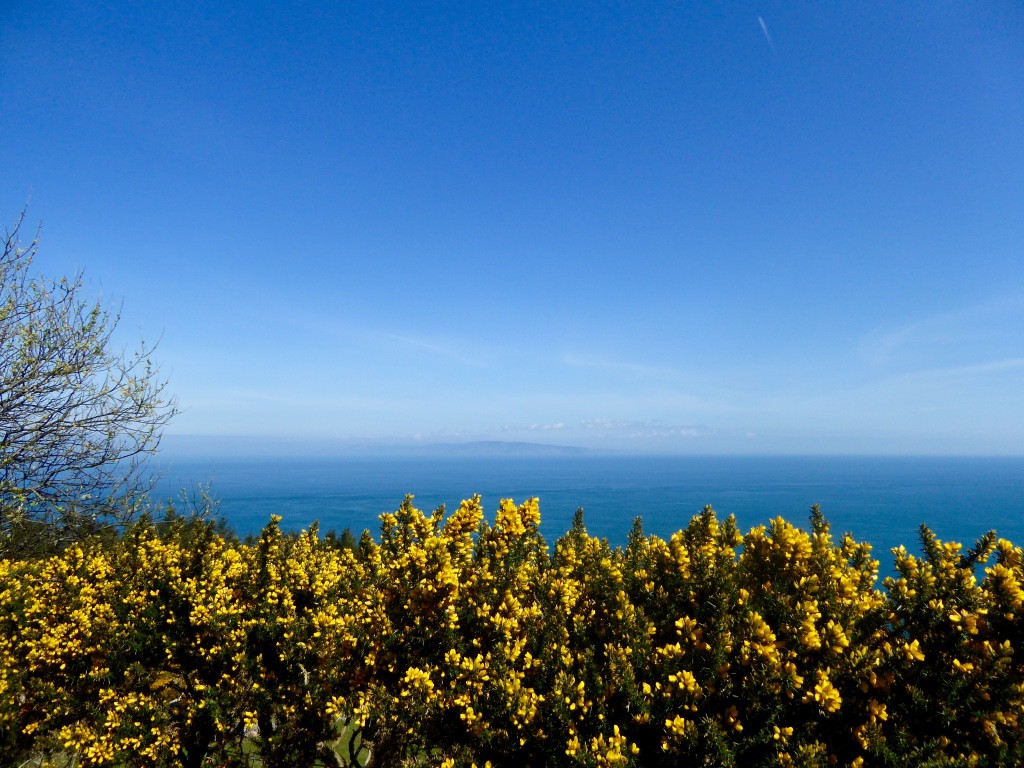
151,454,1024,574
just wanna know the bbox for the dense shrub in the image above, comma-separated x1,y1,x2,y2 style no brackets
1,498,1022,767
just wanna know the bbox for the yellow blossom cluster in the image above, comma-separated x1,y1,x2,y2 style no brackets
1,498,1022,767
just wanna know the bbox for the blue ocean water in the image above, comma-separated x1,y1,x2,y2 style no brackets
153,455,1024,570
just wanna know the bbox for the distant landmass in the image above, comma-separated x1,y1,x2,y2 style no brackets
405,441,592,456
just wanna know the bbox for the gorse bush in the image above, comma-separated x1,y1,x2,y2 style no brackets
2,498,1023,767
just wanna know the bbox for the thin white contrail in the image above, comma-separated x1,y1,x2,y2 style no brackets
758,15,776,54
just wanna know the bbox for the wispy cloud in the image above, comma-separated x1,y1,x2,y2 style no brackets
859,295,1024,368
290,313,490,367
580,418,633,430
375,330,483,365
528,422,567,431
492,417,715,444
863,312,977,364
580,418,713,439
899,357,1024,382
495,421,569,434
179,386,416,412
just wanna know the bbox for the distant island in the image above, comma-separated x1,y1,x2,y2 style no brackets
404,440,592,456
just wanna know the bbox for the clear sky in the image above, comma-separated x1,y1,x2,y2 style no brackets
2,2,1022,455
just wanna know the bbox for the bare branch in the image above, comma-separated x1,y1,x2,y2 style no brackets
0,211,177,556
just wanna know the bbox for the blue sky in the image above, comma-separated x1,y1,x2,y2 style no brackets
2,2,1022,454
